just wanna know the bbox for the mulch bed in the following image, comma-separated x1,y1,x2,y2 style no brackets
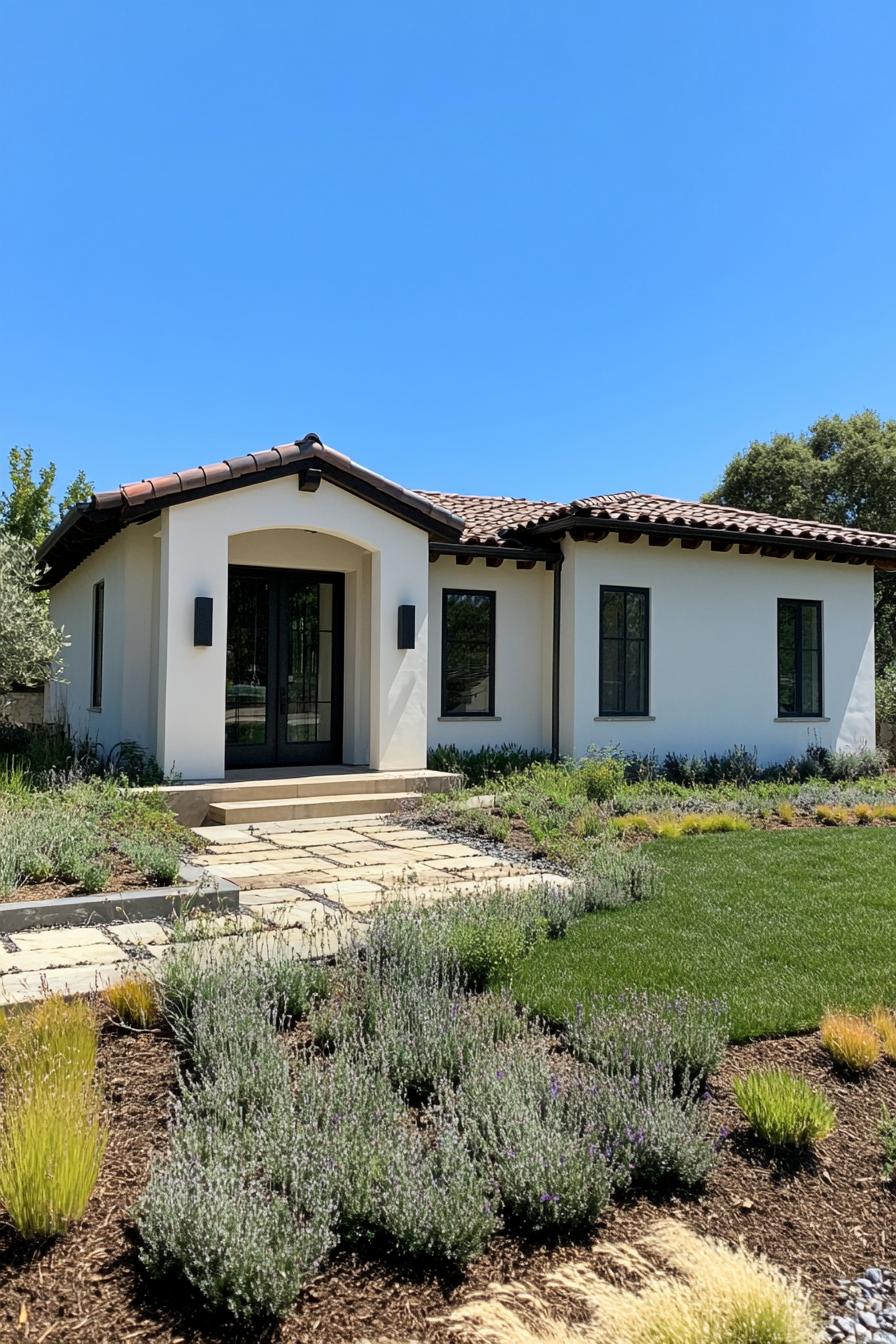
1,1028,893,1343
0,856,158,906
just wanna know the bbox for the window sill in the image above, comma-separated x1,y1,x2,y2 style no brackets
88,706,102,714
594,715,655,722
774,716,830,723
438,715,502,723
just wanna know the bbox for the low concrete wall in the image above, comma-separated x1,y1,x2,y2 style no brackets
2,688,46,727
0,865,238,935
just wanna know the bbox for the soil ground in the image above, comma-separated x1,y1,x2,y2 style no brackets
1,1027,893,1343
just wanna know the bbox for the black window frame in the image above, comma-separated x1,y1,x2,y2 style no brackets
440,588,496,718
777,598,823,718
90,580,105,710
598,584,650,717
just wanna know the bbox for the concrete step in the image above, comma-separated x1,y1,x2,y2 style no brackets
154,769,460,826
205,770,459,804
207,791,425,825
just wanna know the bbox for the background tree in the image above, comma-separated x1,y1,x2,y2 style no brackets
704,410,896,677
58,469,93,519
0,531,67,692
0,446,94,544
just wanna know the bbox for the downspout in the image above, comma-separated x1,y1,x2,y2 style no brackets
551,552,563,761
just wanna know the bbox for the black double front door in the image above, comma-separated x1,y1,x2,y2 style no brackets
225,567,344,769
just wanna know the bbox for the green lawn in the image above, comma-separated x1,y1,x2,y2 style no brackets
514,828,896,1040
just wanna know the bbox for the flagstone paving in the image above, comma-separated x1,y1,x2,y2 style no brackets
0,813,565,1006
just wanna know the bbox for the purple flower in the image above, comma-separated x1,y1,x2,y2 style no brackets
539,1193,559,1203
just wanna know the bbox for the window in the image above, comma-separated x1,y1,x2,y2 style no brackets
777,599,822,717
441,589,495,717
599,585,649,716
90,581,105,710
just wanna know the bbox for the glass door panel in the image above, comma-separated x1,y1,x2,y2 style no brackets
277,573,343,764
225,572,273,762
226,567,343,768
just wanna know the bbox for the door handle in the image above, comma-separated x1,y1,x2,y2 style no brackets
279,686,287,715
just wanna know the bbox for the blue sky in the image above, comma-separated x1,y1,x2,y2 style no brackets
2,1,895,509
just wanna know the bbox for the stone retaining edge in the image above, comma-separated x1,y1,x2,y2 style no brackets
0,863,240,935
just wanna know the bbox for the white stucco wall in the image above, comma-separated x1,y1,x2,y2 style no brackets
560,536,876,762
427,557,553,751
47,524,159,758
155,476,430,779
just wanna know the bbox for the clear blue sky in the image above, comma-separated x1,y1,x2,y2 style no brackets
3,1,895,509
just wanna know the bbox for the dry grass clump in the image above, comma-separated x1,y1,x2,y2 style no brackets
443,1219,818,1343
819,1011,881,1073
853,803,876,825
775,801,795,825
0,995,107,1239
610,812,749,840
104,975,159,1028
815,805,850,826
869,1005,896,1060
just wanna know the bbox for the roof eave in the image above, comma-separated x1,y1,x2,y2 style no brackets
531,514,894,563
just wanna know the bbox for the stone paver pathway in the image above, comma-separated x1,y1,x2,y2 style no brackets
0,814,565,1006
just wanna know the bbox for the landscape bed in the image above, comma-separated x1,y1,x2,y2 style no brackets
2,746,896,1342
0,1017,893,1342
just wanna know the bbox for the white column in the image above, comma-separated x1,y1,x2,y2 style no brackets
368,534,429,770
155,509,229,780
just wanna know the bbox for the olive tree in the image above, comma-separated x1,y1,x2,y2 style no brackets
0,530,67,693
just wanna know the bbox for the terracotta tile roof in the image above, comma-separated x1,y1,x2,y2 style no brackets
569,491,896,550
89,436,464,536
37,443,896,589
416,491,568,545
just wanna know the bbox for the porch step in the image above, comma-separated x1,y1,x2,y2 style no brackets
155,769,461,826
207,790,424,825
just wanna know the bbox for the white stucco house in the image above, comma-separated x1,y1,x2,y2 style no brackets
36,434,896,783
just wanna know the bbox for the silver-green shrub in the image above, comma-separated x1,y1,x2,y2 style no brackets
453,1038,620,1234
565,990,728,1092
138,1108,336,1321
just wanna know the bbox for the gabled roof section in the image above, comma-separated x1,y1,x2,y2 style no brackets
37,436,466,587
416,491,568,545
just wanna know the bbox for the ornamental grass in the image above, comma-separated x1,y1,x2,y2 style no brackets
869,1005,896,1060
0,996,107,1239
819,1011,881,1073
731,1068,836,1151
104,976,159,1028
443,1219,818,1344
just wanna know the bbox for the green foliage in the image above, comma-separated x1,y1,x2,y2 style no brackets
0,532,67,693
732,1069,836,1151
118,833,181,885
703,410,896,673
0,776,195,898
0,445,93,543
427,741,551,785
576,755,625,802
57,469,93,518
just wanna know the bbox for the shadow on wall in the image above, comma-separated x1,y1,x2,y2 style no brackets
2,688,46,727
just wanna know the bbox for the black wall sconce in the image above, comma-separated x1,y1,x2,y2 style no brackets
297,464,322,492
397,604,416,650
194,596,213,646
